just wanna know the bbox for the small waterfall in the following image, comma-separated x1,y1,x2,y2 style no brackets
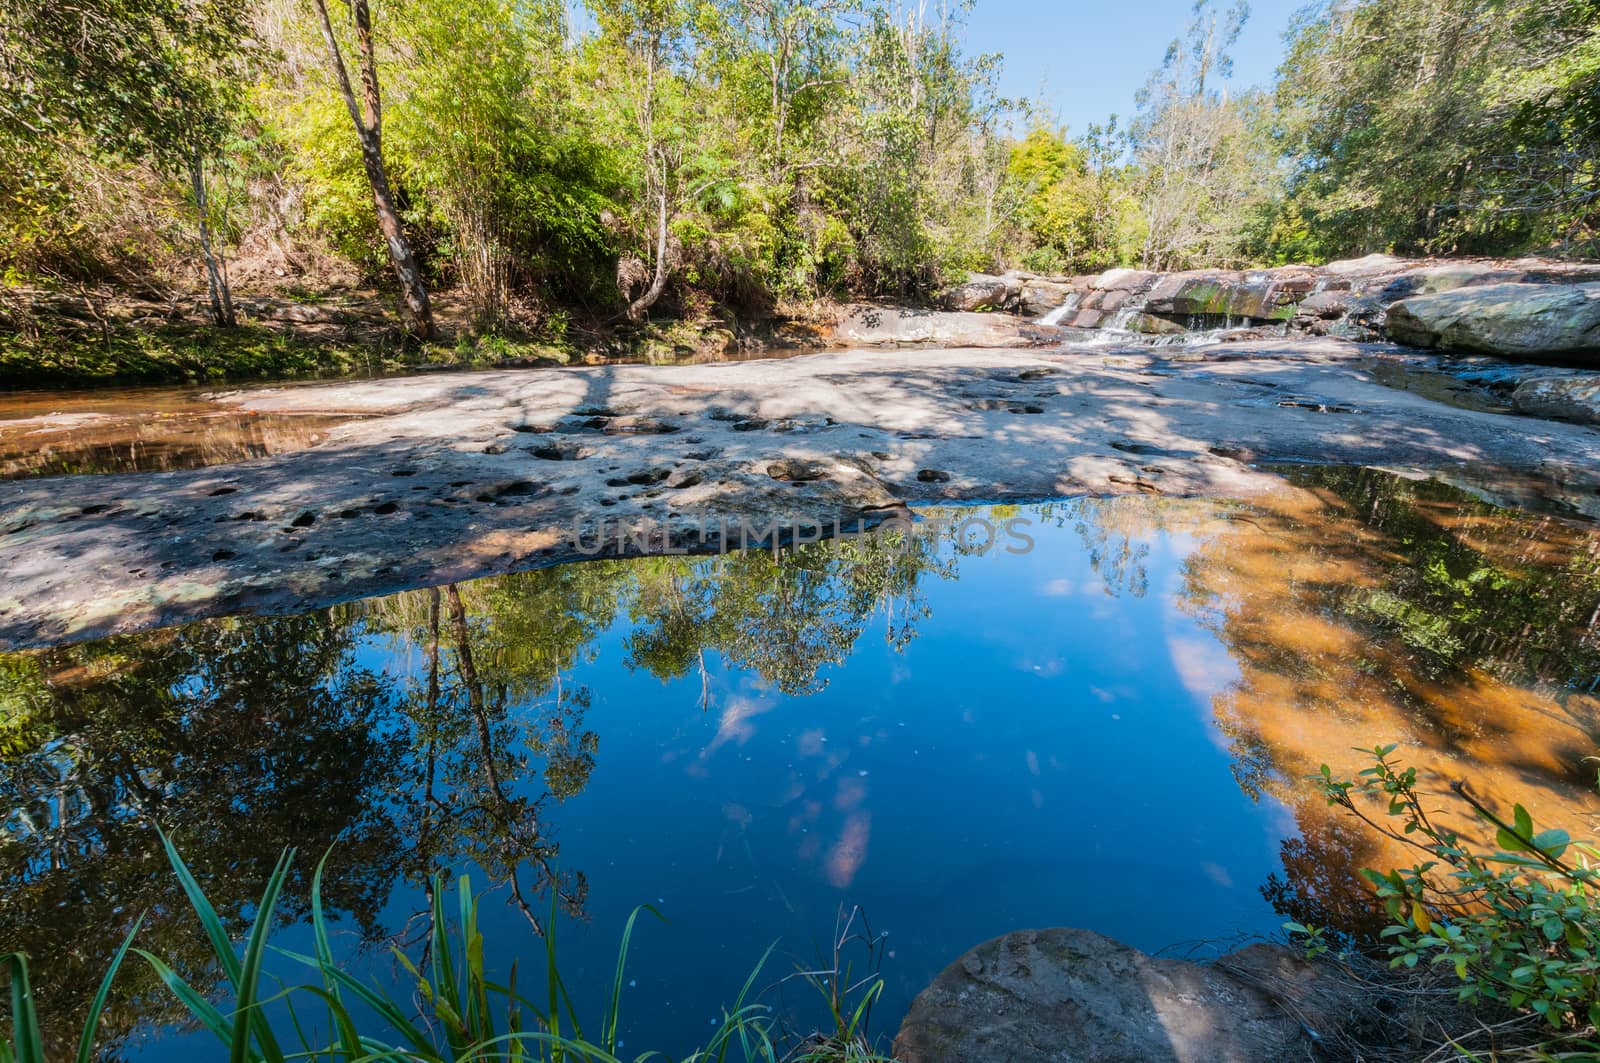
1037,291,1082,327
1105,306,1140,330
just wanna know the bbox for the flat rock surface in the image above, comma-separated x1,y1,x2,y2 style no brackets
3,337,1599,649
893,928,1357,1063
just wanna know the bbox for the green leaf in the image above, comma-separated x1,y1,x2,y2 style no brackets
5,954,45,1063
75,914,145,1063
1532,829,1571,857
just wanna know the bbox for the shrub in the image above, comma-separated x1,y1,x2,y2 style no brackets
1298,745,1600,1031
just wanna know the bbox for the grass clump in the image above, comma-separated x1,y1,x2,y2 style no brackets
0,831,897,1062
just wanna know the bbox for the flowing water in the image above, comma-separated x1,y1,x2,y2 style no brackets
3,466,1598,1057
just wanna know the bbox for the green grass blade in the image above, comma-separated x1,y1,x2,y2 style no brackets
602,906,665,1055
293,983,379,1061
713,944,775,1063
309,849,365,1061
458,875,489,1044
229,847,294,1063
158,828,243,987
845,980,882,1040
4,954,44,1063
74,913,145,1063
136,948,234,1043
274,949,439,1058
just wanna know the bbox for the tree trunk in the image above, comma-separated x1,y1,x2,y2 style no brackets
189,155,236,328
310,0,436,340
626,178,671,322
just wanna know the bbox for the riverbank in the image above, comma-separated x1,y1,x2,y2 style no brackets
4,335,1600,649
0,285,834,386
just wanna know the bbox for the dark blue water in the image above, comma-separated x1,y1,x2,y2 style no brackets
7,467,1598,1058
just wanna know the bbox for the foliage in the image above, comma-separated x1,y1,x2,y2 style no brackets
1299,746,1600,1031
1127,0,1277,270
0,318,575,384
5,0,1599,357
1274,0,1600,258
0,835,896,1061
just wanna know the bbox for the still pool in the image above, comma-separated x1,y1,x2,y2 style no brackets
3,466,1598,1057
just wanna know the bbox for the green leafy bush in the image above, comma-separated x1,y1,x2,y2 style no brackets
1300,745,1600,1030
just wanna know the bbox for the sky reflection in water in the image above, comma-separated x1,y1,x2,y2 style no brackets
3,467,1598,1057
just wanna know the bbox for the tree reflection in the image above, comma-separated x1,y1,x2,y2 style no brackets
0,614,404,1052
0,520,956,1050
1176,467,1600,941
624,527,952,698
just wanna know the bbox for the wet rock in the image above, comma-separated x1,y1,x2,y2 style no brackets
1141,270,1296,322
1387,282,1600,363
1091,268,1159,292
1512,374,1600,424
1119,312,1187,335
836,306,1031,348
893,929,1358,1063
939,272,1024,312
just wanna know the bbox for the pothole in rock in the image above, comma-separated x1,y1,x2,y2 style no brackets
559,416,680,435
669,470,705,489
767,459,829,483
529,443,591,461
476,480,544,502
1272,396,1363,414
605,468,671,487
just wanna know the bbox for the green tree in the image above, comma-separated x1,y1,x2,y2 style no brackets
1275,0,1600,257
308,0,438,337
1128,0,1274,270
0,0,252,322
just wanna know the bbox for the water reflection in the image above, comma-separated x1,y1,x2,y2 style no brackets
0,401,355,479
1186,467,1600,936
1,469,1597,1054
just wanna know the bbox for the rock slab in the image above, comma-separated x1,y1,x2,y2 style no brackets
1512,374,1600,424
835,305,1032,347
1385,282,1600,362
893,929,1354,1063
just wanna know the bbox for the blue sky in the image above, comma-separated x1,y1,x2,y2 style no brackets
962,0,1311,134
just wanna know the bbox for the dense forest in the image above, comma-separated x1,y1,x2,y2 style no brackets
1,0,1597,342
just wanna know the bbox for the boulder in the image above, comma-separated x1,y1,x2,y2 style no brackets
1140,270,1295,322
835,305,1030,348
1376,262,1523,303
1295,289,1352,320
1321,253,1407,278
1020,279,1080,316
1091,268,1158,292
1512,374,1600,424
893,929,1361,1063
1118,312,1187,335
1262,266,1320,296
939,272,1024,312
1385,282,1600,363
